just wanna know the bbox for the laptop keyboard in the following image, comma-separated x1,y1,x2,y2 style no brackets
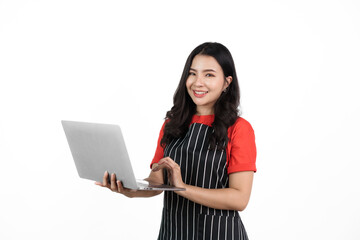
137,182,150,189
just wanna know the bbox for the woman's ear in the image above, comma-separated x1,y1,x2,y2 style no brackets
224,76,233,89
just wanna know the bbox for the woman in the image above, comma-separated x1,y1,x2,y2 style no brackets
96,42,256,240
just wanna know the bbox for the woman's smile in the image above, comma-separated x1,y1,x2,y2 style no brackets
193,90,209,98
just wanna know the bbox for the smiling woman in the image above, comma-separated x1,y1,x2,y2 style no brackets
96,42,256,240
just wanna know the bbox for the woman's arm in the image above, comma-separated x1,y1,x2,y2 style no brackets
95,163,164,198
153,157,254,211
177,171,253,211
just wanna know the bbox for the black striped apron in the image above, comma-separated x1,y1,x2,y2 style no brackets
157,122,249,240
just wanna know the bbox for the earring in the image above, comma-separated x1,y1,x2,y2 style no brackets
223,88,228,93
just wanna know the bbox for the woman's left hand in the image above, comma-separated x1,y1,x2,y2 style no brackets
152,157,186,189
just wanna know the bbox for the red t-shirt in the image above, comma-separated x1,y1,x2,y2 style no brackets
151,115,257,174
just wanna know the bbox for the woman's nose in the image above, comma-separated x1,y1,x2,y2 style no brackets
194,76,204,86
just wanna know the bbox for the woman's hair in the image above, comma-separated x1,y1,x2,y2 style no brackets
160,42,240,150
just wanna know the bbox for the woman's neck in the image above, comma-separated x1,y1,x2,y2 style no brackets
196,107,214,116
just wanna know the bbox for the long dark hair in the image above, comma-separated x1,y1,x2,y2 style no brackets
161,42,240,150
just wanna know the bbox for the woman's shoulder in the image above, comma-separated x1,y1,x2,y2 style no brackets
228,117,255,136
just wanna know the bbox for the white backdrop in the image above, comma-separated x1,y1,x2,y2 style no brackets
1,0,359,239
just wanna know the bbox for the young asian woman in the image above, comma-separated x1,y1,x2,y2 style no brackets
96,42,257,240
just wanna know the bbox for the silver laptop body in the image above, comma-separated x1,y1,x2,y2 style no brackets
61,120,185,191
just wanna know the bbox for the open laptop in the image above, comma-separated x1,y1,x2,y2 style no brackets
61,120,185,191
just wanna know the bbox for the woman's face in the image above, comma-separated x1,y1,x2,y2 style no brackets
186,54,232,115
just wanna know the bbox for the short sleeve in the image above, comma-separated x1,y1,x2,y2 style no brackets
226,118,257,174
150,121,166,169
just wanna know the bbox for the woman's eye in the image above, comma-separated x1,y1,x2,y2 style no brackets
206,73,215,77
189,72,196,76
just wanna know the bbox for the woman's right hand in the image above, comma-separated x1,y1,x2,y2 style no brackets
95,171,137,198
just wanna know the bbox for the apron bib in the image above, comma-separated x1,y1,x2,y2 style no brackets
157,122,249,240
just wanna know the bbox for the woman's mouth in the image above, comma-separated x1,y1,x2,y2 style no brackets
193,90,208,98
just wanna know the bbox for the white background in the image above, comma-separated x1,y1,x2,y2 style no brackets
1,0,359,239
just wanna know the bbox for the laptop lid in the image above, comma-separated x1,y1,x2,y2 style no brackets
61,120,139,189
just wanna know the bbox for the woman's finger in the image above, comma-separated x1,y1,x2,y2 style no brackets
153,162,172,172
157,157,169,166
117,180,125,193
102,171,109,187
158,157,179,170
95,181,103,186
110,173,118,192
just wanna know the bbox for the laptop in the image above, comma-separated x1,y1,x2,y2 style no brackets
61,120,185,191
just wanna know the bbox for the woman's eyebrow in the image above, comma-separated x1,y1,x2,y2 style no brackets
190,68,216,72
